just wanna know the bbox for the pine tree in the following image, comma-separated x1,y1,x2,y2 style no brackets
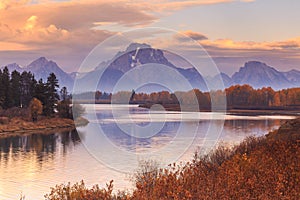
20,71,35,107
34,79,47,107
30,74,37,98
44,73,59,116
10,70,21,107
0,69,4,108
2,67,11,109
57,87,71,118
60,86,68,101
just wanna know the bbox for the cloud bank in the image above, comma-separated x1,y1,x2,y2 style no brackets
1,0,299,74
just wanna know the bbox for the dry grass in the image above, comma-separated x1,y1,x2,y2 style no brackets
0,117,77,138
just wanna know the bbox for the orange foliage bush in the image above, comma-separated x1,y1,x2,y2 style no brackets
44,180,118,200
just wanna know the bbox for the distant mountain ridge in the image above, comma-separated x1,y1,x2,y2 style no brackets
2,44,300,92
6,63,23,72
282,69,300,86
1,57,74,90
79,43,207,92
230,61,297,90
79,43,300,92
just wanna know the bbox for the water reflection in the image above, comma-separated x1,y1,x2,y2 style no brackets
0,105,294,200
224,118,282,130
100,121,182,152
91,106,285,153
221,119,283,143
0,130,87,200
0,130,81,163
78,105,288,174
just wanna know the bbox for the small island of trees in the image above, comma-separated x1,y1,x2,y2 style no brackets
0,66,63,118
0,67,87,136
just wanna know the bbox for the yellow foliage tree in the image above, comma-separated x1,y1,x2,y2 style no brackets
29,98,43,122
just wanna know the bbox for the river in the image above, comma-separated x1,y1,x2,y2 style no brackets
0,104,295,199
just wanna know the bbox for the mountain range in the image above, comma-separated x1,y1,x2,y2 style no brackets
1,43,300,92
1,57,74,90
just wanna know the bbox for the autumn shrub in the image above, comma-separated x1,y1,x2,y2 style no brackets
204,143,235,166
132,160,160,193
44,180,116,200
29,98,43,122
131,133,299,199
216,137,300,199
233,135,267,156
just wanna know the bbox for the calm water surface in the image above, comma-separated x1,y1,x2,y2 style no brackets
0,104,295,199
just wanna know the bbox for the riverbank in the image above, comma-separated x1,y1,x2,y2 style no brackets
139,103,300,116
0,117,88,138
227,108,300,116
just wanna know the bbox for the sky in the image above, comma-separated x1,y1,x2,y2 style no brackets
0,0,300,75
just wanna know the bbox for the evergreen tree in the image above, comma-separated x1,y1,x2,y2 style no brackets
57,87,71,118
44,73,59,116
30,74,37,98
20,71,35,107
10,70,21,107
0,69,4,108
34,79,47,107
60,86,68,101
2,67,11,109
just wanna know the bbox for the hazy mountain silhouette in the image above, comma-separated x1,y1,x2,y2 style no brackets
231,61,298,90
79,43,208,93
2,45,300,93
1,57,74,90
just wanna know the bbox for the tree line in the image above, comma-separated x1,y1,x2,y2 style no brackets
0,66,60,117
89,85,300,110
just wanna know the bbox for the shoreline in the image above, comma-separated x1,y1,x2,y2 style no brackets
227,109,300,116
138,103,300,116
0,117,88,138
